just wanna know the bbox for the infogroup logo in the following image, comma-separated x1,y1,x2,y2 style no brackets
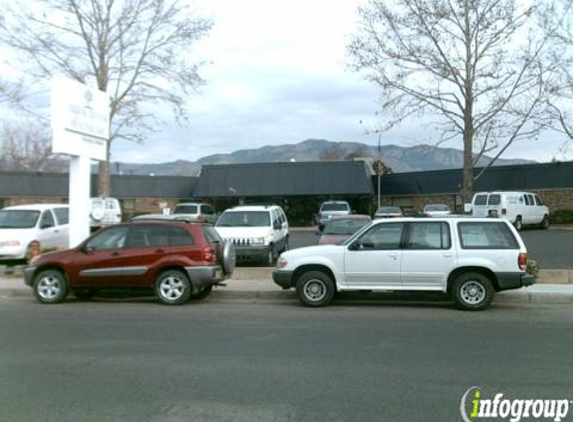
460,387,571,422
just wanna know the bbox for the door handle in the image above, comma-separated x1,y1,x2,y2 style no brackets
443,253,453,258
154,249,165,254
110,251,121,257
388,253,398,260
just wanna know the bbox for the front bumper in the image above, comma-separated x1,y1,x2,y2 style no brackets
497,272,536,291
24,266,37,286
233,245,271,262
272,270,295,289
184,265,227,289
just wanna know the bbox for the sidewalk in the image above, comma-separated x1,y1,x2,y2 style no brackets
2,267,573,305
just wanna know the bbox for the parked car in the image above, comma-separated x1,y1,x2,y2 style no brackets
0,204,69,265
423,204,451,217
273,217,534,310
24,221,236,305
316,200,352,231
317,215,371,245
374,206,403,219
171,202,218,224
90,197,122,229
215,205,289,265
469,191,549,230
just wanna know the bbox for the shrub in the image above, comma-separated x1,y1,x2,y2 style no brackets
549,209,573,224
526,260,539,278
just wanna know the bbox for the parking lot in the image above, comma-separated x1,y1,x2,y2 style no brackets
286,227,573,269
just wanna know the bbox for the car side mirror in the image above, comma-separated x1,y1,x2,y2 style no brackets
83,245,95,254
348,242,359,251
273,222,281,230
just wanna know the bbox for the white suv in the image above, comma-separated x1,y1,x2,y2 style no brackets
273,217,534,310
215,205,289,265
90,197,122,229
0,204,69,264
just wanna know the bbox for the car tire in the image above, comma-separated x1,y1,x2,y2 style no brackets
541,215,549,230
155,270,192,305
452,272,494,311
33,269,68,304
74,290,97,300
514,216,523,231
265,245,276,267
190,285,212,300
296,271,335,307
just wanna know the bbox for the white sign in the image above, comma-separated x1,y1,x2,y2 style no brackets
51,77,110,161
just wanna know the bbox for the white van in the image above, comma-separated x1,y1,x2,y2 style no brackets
469,191,549,230
0,204,69,264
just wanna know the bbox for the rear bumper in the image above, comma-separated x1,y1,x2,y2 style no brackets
184,265,228,289
497,272,536,291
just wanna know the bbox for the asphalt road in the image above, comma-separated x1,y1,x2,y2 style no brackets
289,228,573,269
1,298,572,422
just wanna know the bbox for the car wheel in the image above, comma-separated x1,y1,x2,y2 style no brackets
514,216,523,231
155,270,191,305
74,290,97,300
296,271,335,307
541,215,549,230
190,285,212,300
265,245,276,267
452,272,494,311
33,269,68,304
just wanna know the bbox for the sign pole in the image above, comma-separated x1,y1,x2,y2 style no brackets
68,155,92,247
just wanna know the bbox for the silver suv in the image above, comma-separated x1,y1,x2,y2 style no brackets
171,202,218,224
317,201,351,231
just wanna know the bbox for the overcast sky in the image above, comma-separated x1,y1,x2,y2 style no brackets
3,0,572,164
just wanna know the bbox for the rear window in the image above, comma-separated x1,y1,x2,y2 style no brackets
321,203,350,212
173,205,198,214
125,225,195,248
458,222,519,249
473,195,487,206
406,222,451,250
202,226,223,244
487,195,501,206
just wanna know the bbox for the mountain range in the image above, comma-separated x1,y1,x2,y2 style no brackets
108,139,534,177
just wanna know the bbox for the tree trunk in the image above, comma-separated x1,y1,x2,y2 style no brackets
461,129,474,203
97,140,111,197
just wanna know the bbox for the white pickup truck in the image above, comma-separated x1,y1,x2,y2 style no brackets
273,217,535,311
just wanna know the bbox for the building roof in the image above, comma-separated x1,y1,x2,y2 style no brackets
376,161,573,195
0,171,197,199
193,161,374,198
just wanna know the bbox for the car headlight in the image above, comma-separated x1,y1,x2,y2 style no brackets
277,256,287,268
250,237,265,246
0,240,20,247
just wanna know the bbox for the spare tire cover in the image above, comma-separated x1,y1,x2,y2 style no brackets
221,241,236,275
91,208,104,221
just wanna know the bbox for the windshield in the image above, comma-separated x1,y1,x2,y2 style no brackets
321,203,349,212
0,210,41,229
216,211,270,227
323,218,369,235
424,204,449,212
376,207,401,214
173,205,198,214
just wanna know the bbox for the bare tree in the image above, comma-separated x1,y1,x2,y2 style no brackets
348,0,561,201
0,0,212,196
0,121,53,171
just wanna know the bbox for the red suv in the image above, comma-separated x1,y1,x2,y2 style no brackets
23,221,236,305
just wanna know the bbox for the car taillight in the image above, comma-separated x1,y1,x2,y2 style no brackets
518,253,527,271
502,208,507,215
202,246,216,262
